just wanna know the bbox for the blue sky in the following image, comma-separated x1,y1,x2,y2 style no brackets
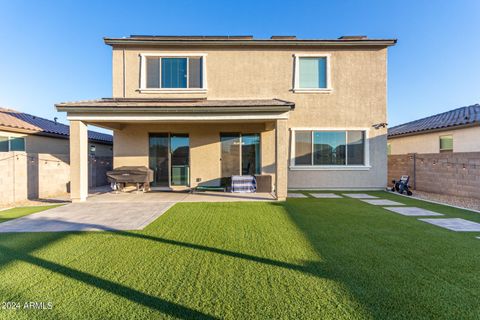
0,0,479,133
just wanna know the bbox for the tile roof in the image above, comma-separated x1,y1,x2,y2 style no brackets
55,98,294,109
388,104,480,138
0,107,113,144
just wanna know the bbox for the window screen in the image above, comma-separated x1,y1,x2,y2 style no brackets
294,131,312,165
347,131,365,165
146,57,160,88
188,57,202,88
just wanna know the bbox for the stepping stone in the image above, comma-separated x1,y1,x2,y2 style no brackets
310,193,343,198
361,199,404,206
342,193,378,199
419,218,480,232
287,193,308,198
384,207,444,217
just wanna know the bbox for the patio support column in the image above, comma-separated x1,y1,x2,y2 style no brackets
275,119,288,201
70,120,88,202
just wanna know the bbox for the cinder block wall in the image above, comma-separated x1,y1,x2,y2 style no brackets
388,152,480,199
0,152,112,205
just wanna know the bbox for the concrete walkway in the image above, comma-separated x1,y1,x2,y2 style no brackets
0,202,175,233
0,190,275,233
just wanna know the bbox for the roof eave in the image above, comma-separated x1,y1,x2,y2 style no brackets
56,105,294,114
103,38,397,47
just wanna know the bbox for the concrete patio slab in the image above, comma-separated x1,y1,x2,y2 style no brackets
310,193,342,198
0,202,175,233
384,207,444,216
419,218,480,232
361,199,404,206
87,190,275,203
0,190,276,233
342,193,378,199
287,193,308,198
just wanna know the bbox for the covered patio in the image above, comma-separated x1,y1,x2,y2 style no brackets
56,98,294,202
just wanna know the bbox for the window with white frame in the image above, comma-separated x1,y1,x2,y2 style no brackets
294,55,331,91
292,130,367,167
439,135,453,152
141,54,206,90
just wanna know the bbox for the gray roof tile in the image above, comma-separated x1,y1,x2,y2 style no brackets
0,108,112,144
388,104,480,137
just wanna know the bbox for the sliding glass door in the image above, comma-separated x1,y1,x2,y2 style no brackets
220,133,260,177
170,134,190,186
220,134,241,178
149,134,169,187
149,133,190,187
241,134,260,175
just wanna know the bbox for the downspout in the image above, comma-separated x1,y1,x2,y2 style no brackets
123,48,126,98
413,153,417,190
12,151,15,203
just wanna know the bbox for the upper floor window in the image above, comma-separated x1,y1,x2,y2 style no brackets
439,135,453,152
0,136,25,152
294,54,331,92
140,54,207,91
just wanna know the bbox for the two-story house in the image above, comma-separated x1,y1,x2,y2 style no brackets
56,35,396,202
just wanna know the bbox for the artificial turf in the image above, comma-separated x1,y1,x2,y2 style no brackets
0,193,478,319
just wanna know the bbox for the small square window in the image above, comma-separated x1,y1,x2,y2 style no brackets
295,56,330,91
439,135,453,152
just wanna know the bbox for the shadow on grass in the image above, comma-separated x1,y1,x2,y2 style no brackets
0,223,218,320
2,199,477,319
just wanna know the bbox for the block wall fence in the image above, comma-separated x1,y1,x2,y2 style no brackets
0,152,112,205
388,152,480,199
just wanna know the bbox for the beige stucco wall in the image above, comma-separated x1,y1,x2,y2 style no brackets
114,122,275,189
0,129,112,156
388,126,480,155
109,45,388,189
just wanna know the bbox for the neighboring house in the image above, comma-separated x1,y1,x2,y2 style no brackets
0,108,113,204
56,35,396,202
388,104,480,155
0,107,113,155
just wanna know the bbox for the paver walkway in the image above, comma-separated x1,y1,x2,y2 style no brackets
342,194,378,199
310,193,342,198
384,207,444,217
287,193,308,198
418,218,480,232
361,199,404,206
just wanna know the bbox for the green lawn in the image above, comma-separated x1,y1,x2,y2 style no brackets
0,205,62,223
0,193,479,319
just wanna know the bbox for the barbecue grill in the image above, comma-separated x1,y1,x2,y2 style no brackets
106,166,154,192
